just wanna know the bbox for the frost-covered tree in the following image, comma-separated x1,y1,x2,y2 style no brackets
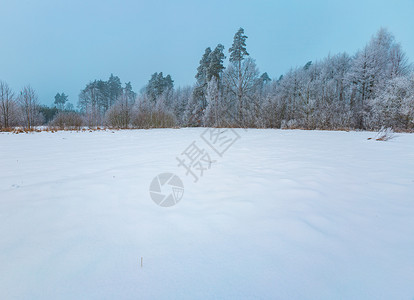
229,28,249,65
0,81,18,128
131,94,176,129
207,44,226,82
107,74,123,107
190,44,226,125
258,72,271,86
51,111,83,130
124,82,136,105
145,72,174,104
224,56,260,125
371,75,414,129
346,28,409,129
193,45,226,114
172,86,192,126
18,86,42,129
105,82,136,128
71,28,413,131
389,43,411,78
78,75,135,127
184,91,204,126
193,47,212,112
228,28,250,119
195,47,212,87
203,78,227,127
78,81,102,127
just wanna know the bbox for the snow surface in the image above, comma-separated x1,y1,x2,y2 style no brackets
0,128,413,299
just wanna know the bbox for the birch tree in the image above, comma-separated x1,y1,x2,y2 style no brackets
18,86,42,129
0,81,18,128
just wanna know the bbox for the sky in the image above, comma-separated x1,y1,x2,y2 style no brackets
0,0,413,106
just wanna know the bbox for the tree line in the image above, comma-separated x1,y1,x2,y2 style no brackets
1,27,413,131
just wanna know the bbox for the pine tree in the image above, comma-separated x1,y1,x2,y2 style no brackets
229,28,250,120
107,74,122,107
303,61,312,70
145,72,174,103
54,92,68,110
124,82,136,105
195,47,212,86
229,28,249,64
207,44,226,82
192,45,223,118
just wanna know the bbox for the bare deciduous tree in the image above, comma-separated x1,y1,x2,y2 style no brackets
0,81,18,128
51,112,83,130
18,85,42,129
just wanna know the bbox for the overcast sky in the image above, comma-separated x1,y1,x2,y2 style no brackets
0,0,413,105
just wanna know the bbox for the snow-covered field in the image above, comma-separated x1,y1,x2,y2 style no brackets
0,128,413,299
